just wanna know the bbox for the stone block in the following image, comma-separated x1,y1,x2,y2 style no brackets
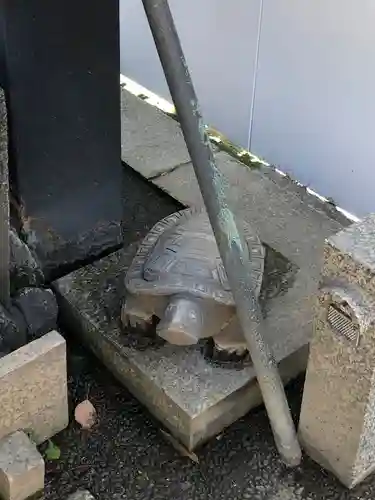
299,214,375,488
54,247,307,451
0,331,68,444
0,430,44,500
67,490,95,500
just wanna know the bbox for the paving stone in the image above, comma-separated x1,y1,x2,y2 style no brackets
0,430,44,500
120,88,190,179
67,490,95,500
0,330,68,444
299,214,375,488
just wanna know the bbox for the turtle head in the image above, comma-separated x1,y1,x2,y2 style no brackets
156,295,204,346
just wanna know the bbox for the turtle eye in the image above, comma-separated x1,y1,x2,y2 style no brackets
189,310,198,321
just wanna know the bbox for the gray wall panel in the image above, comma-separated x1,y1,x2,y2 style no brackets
251,0,375,217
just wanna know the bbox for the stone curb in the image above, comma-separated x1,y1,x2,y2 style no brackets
0,430,44,500
0,330,69,445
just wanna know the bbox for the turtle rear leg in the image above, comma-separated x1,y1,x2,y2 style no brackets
121,294,154,332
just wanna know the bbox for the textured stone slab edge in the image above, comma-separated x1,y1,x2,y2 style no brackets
190,345,308,449
0,330,63,377
0,330,69,444
0,430,45,500
56,282,307,450
299,434,375,489
55,289,192,446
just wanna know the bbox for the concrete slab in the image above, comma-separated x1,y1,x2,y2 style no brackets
54,245,308,451
0,331,68,444
120,88,190,179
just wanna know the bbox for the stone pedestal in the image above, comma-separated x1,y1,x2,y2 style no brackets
299,214,375,488
54,242,309,451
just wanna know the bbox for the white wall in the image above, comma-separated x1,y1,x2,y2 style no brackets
119,0,262,148
120,0,375,218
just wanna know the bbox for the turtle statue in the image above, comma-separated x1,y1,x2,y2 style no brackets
121,208,265,361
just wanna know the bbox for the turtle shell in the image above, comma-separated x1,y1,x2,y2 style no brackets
125,208,265,306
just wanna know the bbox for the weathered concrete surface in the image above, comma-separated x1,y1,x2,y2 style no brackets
300,214,375,488
54,246,307,451
0,331,68,444
120,87,190,179
0,430,44,500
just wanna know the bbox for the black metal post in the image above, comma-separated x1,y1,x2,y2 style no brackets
0,0,123,280
141,0,301,466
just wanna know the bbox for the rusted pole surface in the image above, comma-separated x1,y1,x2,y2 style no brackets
141,0,301,466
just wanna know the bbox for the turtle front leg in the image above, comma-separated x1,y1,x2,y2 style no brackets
209,317,250,363
121,294,154,332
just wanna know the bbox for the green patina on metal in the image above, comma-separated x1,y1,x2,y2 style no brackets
217,206,244,254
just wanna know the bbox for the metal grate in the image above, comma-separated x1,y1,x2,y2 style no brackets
327,304,359,344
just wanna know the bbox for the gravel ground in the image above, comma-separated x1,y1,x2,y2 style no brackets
40,164,375,500
41,343,375,500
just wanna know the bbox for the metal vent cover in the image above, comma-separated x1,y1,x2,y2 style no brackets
327,303,360,345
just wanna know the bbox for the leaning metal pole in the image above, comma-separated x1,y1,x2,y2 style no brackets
141,0,301,466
